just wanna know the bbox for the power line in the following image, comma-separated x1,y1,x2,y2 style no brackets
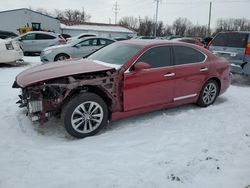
154,0,161,37
113,1,120,24
207,1,212,36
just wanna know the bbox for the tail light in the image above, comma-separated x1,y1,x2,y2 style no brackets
58,39,66,44
245,42,250,55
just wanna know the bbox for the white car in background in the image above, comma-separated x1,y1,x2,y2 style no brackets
66,33,97,42
0,39,23,64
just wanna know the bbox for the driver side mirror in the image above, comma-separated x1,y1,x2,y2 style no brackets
134,62,151,72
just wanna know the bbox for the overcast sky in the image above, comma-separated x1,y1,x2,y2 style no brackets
0,0,250,28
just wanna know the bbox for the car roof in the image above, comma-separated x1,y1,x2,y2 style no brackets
79,36,116,41
219,31,250,34
25,31,59,36
118,39,210,53
119,39,192,47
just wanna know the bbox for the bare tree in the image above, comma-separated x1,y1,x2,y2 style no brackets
138,17,154,36
119,16,139,30
215,18,250,32
31,7,91,22
186,25,207,38
156,21,164,36
172,18,192,36
163,25,173,36
63,8,91,22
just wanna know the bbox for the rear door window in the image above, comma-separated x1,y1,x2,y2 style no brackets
99,39,114,45
21,33,36,40
79,39,98,46
211,33,248,48
173,46,205,65
36,34,56,40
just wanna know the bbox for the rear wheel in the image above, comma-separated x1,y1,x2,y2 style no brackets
54,54,69,61
197,80,219,107
62,92,109,138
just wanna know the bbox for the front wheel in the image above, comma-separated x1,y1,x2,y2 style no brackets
62,93,109,138
197,80,219,107
54,54,69,61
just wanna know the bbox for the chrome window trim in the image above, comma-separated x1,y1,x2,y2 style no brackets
124,44,208,74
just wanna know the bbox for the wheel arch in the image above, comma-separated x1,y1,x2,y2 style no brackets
62,85,113,119
206,77,221,96
54,53,70,61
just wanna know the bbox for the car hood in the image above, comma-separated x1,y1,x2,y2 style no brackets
44,43,71,51
14,59,115,87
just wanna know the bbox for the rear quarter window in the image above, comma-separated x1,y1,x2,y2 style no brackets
211,33,248,48
173,46,206,65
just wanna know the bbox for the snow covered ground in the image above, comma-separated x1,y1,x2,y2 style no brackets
0,56,250,188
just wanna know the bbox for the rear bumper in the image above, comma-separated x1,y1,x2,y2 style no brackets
220,72,232,95
0,49,23,64
230,63,250,75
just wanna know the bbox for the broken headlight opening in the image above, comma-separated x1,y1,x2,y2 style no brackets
17,84,67,122
5,42,14,50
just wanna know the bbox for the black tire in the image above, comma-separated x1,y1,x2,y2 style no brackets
54,53,70,61
197,79,219,107
62,92,108,138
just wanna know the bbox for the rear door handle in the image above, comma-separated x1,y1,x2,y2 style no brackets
164,73,175,77
200,67,208,72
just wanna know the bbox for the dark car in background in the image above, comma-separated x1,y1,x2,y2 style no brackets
0,30,18,39
208,31,250,76
172,37,204,47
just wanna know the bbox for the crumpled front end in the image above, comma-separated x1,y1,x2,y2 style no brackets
13,68,120,123
14,81,67,122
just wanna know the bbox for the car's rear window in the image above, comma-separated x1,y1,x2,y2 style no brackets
211,33,248,48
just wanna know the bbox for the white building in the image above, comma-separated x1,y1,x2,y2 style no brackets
61,22,136,39
0,8,136,38
0,8,61,34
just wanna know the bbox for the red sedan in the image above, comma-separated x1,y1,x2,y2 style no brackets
13,40,231,138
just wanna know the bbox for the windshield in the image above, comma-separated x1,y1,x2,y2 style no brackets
87,42,143,67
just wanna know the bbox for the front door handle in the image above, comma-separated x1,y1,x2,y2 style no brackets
200,67,208,72
164,73,175,77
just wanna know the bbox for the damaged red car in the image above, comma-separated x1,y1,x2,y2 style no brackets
13,40,231,138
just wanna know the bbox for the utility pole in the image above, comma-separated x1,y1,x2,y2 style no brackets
207,1,212,36
113,1,119,24
154,0,160,37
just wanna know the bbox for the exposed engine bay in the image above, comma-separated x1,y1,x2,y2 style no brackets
13,70,120,123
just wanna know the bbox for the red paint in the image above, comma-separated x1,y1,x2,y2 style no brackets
16,59,114,87
15,40,231,123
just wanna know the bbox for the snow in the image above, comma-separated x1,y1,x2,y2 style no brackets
60,23,135,34
0,56,250,188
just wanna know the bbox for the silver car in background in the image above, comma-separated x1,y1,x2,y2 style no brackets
209,31,250,76
66,33,97,43
40,37,115,63
15,31,66,54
